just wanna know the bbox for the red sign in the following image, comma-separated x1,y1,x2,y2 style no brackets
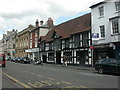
90,46,94,49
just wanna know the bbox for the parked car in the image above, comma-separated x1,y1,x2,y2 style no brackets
20,57,31,64
15,57,21,63
11,57,18,62
95,58,120,75
6,57,11,61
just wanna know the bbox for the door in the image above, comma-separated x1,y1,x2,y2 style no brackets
56,51,61,64
42,55,47,63
79,51,87,66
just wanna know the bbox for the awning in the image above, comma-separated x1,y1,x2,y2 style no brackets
25,48,39,53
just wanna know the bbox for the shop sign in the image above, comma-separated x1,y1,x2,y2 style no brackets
92,33,99,38
94,44,109,48
90,46,94,49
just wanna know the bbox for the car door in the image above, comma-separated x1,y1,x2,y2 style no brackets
109,59,118,73
102,59,111,72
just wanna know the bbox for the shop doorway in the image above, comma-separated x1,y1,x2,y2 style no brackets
56,51,61,64
42,55,47,63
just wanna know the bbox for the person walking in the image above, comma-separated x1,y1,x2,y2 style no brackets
63,55,68,66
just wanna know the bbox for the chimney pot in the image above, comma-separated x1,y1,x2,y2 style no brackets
47,17,53,28
35,19,39,27
40,20,44,25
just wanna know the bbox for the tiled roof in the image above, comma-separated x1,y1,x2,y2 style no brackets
41,13,91,42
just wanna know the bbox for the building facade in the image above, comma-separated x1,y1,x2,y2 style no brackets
39,13,93,66
26,18,53,61
15,25,35,57
1,29,17,58
90,1,120,64
0,40,3,54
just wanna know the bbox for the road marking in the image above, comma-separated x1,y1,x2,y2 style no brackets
1,72,32,89
37,75,43,77
61,81,71,85
48,77,55,80
63,86,79,88
31,73,35,75
28,81,44,88
79,86,88,88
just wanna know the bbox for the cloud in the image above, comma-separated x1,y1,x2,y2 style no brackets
0,0,104,40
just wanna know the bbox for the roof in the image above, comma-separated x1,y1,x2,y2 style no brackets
89,1,106,8
18,25,35,36
41,13,91,42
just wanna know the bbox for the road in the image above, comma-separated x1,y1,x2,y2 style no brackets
1,61,120,89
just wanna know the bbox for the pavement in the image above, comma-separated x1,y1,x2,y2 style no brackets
42,63,95,71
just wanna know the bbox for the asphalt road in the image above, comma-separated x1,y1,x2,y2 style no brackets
1,61,120,89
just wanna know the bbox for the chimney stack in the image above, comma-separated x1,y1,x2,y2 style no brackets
47,17,53,28
35,19,39,27
40,20,44,25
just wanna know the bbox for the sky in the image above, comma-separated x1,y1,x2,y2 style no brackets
0,0,104,40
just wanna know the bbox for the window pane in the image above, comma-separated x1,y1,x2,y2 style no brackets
99,6,104,16
100,25,105,37
112,18,119,34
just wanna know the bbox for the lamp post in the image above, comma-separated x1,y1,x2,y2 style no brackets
38,40,40,61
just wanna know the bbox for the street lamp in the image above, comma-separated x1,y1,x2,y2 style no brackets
38,40,40,61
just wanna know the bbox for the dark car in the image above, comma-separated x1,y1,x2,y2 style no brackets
95,58,120,74
20,57,31,64
15,57,21,63
11,57,17,62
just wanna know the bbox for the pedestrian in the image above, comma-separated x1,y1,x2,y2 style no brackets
63,55,68,66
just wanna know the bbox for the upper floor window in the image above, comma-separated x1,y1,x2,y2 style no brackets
41,42,45,50
83,33,89,47
35,38,38,47
35,31,38,37
54,39,61,50
115,1,120,11
49,42,53,50
74,34,81,47
30,33,32,39
100,25,105,38
99,6,104,16
65,39,69,48
112,18,119,34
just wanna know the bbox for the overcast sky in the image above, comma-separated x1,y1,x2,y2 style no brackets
0,0,104,40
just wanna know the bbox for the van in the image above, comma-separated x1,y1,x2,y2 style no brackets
0,54,6,68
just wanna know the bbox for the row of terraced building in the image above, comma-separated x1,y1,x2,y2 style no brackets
1,1,120,66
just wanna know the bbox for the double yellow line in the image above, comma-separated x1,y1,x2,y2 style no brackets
1,72,34,90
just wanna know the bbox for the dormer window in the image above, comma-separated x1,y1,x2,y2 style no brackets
99,6,104,16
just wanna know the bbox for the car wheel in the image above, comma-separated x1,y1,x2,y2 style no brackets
98,68,104,74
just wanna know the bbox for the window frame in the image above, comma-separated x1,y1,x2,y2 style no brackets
100,25,105,38
115,1,120,11
111,18,119,34
99,6,104,17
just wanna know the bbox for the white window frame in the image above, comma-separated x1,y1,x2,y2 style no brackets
100,25,105,38
35,38,38,47
35,31,38,37
99,6,104,17
111,18,119,34
30,41,32,48
115,1,120,12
